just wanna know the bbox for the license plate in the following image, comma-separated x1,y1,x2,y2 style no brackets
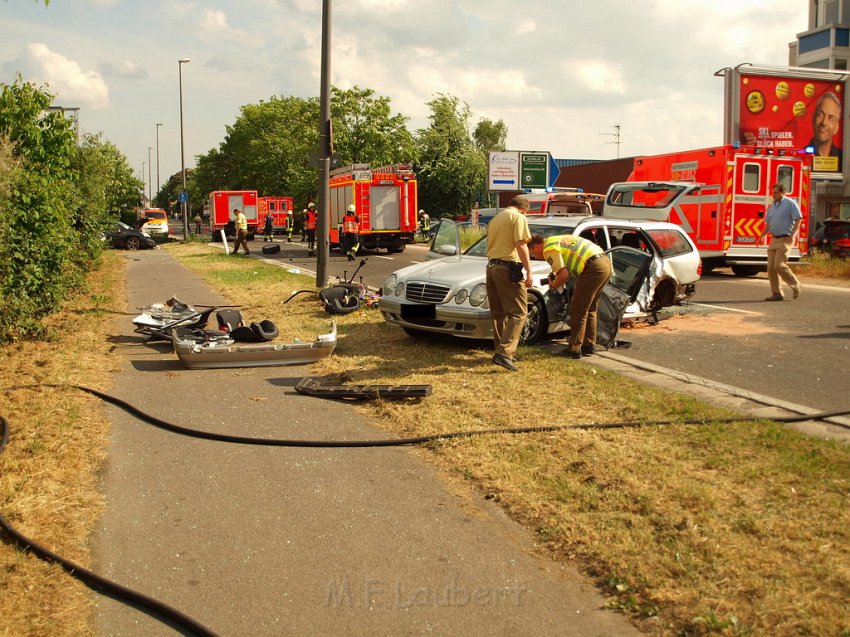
401,304,436,320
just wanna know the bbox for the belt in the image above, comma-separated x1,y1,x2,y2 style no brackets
487,259,517,266
585,253,603,264
773,234,790,238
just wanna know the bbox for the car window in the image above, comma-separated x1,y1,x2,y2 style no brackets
824,221,850,240
645,228,694,257
607,249,651,296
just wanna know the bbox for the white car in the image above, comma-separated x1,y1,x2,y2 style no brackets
379,216,700,346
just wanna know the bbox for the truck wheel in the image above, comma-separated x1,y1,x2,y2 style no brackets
520,296,547,345
731,265,762,277
387,244,405,254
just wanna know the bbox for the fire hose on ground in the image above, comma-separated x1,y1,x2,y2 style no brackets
1,383,849,637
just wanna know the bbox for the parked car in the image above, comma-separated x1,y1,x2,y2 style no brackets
103,222,157,250
822,219,850,258
139,208,170,237
379,216,700,346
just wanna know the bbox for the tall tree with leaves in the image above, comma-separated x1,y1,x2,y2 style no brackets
331,86,416,166
0,77,78,340
415,94,486,218
472,117,508,208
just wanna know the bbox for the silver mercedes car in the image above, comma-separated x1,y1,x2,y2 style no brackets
379,217,700,346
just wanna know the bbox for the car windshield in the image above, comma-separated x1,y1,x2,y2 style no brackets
606,183,690,209
464,221,578,257
143,210,167,220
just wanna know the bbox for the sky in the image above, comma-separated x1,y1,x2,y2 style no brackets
1,0,808,194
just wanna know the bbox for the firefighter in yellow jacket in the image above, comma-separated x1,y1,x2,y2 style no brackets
341,203,360,261
528,233,611,359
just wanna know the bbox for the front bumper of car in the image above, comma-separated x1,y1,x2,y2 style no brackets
140,236,157,249
379,297,494,340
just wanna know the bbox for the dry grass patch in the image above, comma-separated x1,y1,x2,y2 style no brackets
0,251,125,637
167,243,850,635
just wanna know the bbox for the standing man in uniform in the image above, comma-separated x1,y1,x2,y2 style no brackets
231,208,250,255
418,209,430,239
528,233,611,359
342,203,360,261
304,202,318,257
285,208,294,242
758,183,802,301
263,213,274,242
485,195,533,372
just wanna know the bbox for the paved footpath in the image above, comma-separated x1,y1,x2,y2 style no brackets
92,249,640,636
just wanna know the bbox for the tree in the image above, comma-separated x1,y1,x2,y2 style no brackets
473,117,507,153
415,94,486,218
0,76,78,339
72,133,142,258
331,86,416,166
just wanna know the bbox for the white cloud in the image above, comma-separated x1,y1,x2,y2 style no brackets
571,60,626,95
198,8,261,47
4,43,110,109
100,60,147,79
516,19,536,36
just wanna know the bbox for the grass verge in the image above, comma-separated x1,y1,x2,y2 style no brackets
1,243,848,636
0,251,125,637
166,244,850,636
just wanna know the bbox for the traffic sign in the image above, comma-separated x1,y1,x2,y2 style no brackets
488,151,520,191
178,190,188,204
520,152,548,189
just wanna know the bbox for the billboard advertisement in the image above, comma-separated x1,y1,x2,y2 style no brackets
737,72,844,173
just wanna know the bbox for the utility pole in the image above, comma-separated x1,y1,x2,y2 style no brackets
316,0,332,288
600,124,622,159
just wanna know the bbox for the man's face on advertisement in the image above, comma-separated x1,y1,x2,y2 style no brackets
813,96,841,146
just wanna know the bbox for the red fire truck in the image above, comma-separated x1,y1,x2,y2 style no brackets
328,163,417,253
602,145,811,276
207,190,259,239
258,196,294,235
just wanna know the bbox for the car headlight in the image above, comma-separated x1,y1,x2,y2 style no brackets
383,275,397,296
469,283,487,307
395,281,405,297
142,231,152,238
454,289,469,304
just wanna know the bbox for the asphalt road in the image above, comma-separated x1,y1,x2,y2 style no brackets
215,235,850,415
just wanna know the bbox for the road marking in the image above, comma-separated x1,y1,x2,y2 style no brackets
687,302,761,315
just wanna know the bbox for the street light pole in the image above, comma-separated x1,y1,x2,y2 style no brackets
316,0,332,288
178,58,191,241
147,146,153,204
155,122,163,198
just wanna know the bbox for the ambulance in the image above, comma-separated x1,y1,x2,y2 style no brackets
258,196,294,235
602,144,811,276
207,190,259,240
328,163,418,253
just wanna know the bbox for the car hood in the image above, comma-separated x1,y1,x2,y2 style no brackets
392,255,551,290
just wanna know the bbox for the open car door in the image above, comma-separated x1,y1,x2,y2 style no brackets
593,247,652,348
426,219,461,260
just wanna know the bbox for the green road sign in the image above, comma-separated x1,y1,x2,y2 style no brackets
520,152,549,189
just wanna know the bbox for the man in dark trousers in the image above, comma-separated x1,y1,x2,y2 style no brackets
341,203,360,261
263,214,274,242
485,195,533,371
304,202,317,257
528,233,611,358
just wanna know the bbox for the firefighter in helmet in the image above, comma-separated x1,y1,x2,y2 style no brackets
342,203,360,261
418,209,430,238
304,202,317,257
285,207,294,242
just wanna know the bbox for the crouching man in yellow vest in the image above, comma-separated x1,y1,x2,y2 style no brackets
528,233,611,359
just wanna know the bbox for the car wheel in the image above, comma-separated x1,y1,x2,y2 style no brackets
520,295,547,345
125,236,141,250
402,327,430,338
731,265,762,277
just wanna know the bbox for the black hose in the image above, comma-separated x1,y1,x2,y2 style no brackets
2,384,849,637
0,416,219,637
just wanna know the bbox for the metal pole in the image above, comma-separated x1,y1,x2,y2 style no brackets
147,146,153,203
178,59,190,241
316,0,332,288
155,122,163,199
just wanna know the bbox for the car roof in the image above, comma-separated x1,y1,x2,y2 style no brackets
527,216,683,231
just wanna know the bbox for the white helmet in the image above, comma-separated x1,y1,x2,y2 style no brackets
347,204,356,212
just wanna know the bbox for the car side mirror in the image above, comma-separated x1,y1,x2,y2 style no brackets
437,244,458,256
